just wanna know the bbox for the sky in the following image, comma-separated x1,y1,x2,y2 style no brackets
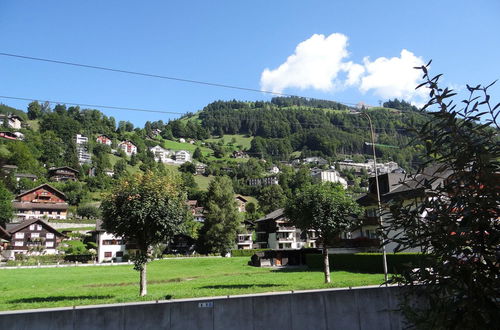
0,1,499,127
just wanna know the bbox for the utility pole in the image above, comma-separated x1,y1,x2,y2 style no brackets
362,112,389,285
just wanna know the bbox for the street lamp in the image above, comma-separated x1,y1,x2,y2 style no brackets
361,112,389,285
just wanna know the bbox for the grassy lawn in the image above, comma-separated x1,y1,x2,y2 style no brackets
205,134,253,150
194,175,214,190
0,257,384,311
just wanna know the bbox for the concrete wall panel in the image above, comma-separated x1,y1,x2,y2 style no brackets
213,297,253,330
252,294,292,330
170,300,213,330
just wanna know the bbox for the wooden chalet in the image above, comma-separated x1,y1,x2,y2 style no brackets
13,184,69,220
48,166,79,182
1,218,65,260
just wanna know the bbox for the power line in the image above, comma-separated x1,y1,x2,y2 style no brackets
0,52,360,106
0,95,185,115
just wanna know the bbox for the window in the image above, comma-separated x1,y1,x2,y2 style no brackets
31,233,40,238
103,240,123,245
46,233,54,239
29,225,35,230
104,252,112,258
116,251,123,257
14,241,24,246
366,209,378,217
37,225,42,230
15,232,24,239
46,241,54,248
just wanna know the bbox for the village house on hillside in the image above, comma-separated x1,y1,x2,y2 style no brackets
96,134,112,146
48,166,79,182
12,184,69,220
75,134,92,165
0,114,23,129
174,150,191,163
234,195,248,213
247,176,279,187
150,145,173,163
0,218,65,260
310,168,348,188
118,140,137,156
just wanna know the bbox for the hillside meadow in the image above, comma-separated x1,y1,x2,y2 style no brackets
0,257,385,311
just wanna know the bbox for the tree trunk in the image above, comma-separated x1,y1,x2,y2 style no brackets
140,263,147,296
323,245,331,283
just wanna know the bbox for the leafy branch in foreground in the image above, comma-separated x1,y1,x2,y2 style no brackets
386,62,500,329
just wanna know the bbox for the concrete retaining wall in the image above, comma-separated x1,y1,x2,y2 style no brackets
0,286,409,330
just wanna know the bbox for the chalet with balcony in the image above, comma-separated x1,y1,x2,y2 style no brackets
92,220,127,263
247,176,279,187
254,209,318,250
118,140,137,156
150,145,173,163
48,166,79,182
0,218,65,260
174,150,191,163
234,195,248,213
96,134,112,146
356,166,454,253
187,200,206,223
13,184,69,220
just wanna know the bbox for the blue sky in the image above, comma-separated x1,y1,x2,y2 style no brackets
0,1,498,126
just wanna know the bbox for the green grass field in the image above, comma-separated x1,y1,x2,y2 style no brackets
0,257,384,311
205,134,253,150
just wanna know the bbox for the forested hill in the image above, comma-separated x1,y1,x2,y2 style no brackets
180,97,428,169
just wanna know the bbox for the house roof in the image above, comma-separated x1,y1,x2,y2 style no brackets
357,165,454,206
48,166,79,174
15,183,67,200
235,195,248,202
0,226,11,239
256,208,285,222
14,173,38,179
12,202,69,210
5,218,65,237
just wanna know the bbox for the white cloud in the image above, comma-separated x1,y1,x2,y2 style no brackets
260,33,353,93
359,49,427,102
260,34,429,104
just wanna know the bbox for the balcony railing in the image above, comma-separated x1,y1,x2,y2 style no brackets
276,226,295,232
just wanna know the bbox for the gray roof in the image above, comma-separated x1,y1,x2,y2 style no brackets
5,218,64,236
256,208,285,222
13,202,68,210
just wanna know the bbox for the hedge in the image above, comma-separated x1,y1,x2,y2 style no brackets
305,253,433,274
231,249,270,257
63,254,94,263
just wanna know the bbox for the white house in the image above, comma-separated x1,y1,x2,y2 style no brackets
96,134,112,146
311,169,348,189
175,150,191,163
150,145,173,163
254,209,319,250
0,114,23,129
93,220,127,263
75,134,92,165
118,140,137,156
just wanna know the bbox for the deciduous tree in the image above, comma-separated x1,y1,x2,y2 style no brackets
101,171,189,296
285,183,361,283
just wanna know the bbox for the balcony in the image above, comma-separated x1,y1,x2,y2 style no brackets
276,226,295,232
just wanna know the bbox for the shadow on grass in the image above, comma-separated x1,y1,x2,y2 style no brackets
200,284,283,289
270,266,310,273
9,295,114,304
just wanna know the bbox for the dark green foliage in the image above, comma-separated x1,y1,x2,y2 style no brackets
27,101,42,120
101,171,189,296
383,98,419,112
199,176,240,255
63,254,94,263
385,65,500,329
305,253,431,273
179,162,196,174
257,184,286,214
230,248,270,257
0,181,13,226
76,204,100,219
